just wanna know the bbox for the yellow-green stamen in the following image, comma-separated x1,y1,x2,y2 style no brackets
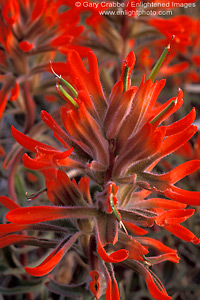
123,66,129,92
150,99,176,125
110,193,129,236
57,83,79,109
50,61,78,98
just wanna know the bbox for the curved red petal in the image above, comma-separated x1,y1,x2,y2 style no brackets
135,237,177,254
105,267,121,300
0,93,8,119
6,206,96,224
11,126,55,152
40,110,70,147
150,90,183,129
0,196,20,210
0,223,29,237
0,234,32,248
22,153,53,170
123,222,148,235
165,108,196,136
145,271,171,300
97,234,128,263
2,0,19,25
164,224,199,244
0,145,5,157
165,185,200,206
25,232,80,276
10,82,20,101
159,125,197,158
51,35,73,47
53,147,73,163
158,160,200,184
160,62,189,77
135,198,186,210
130,261,171,300
31,0,47,21
156,209,195,226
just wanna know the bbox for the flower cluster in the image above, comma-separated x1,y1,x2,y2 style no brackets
0,0,89,120
0,2,200,300
1,48,200,299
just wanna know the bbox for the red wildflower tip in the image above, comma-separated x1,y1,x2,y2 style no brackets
10,81,19,101
96,221,129,263
6,205,97,225
127,260,172,300
0,145,5,157
106,275,121,300
31,0,46,22
120,51,136,90
148,16,199,53
0,223,30,238
144,268,171,300
0,196,20,210
135,237,177,254
97,242,129,263
89,271,100,299
104,264,121,300
156,209,195,226
25,232,81,276
147,253,180,264
11,125,75,170
2,0,19,25
163,224,200,244
19,41,34,52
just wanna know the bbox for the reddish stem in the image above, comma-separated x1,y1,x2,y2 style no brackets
8,148,24,202
23,80,36,134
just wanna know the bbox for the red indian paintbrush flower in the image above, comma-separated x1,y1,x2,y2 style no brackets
0,0,89,119
1,49,200,299
0,0,91,198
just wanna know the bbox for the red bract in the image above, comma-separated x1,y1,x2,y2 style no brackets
2,50,200,300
